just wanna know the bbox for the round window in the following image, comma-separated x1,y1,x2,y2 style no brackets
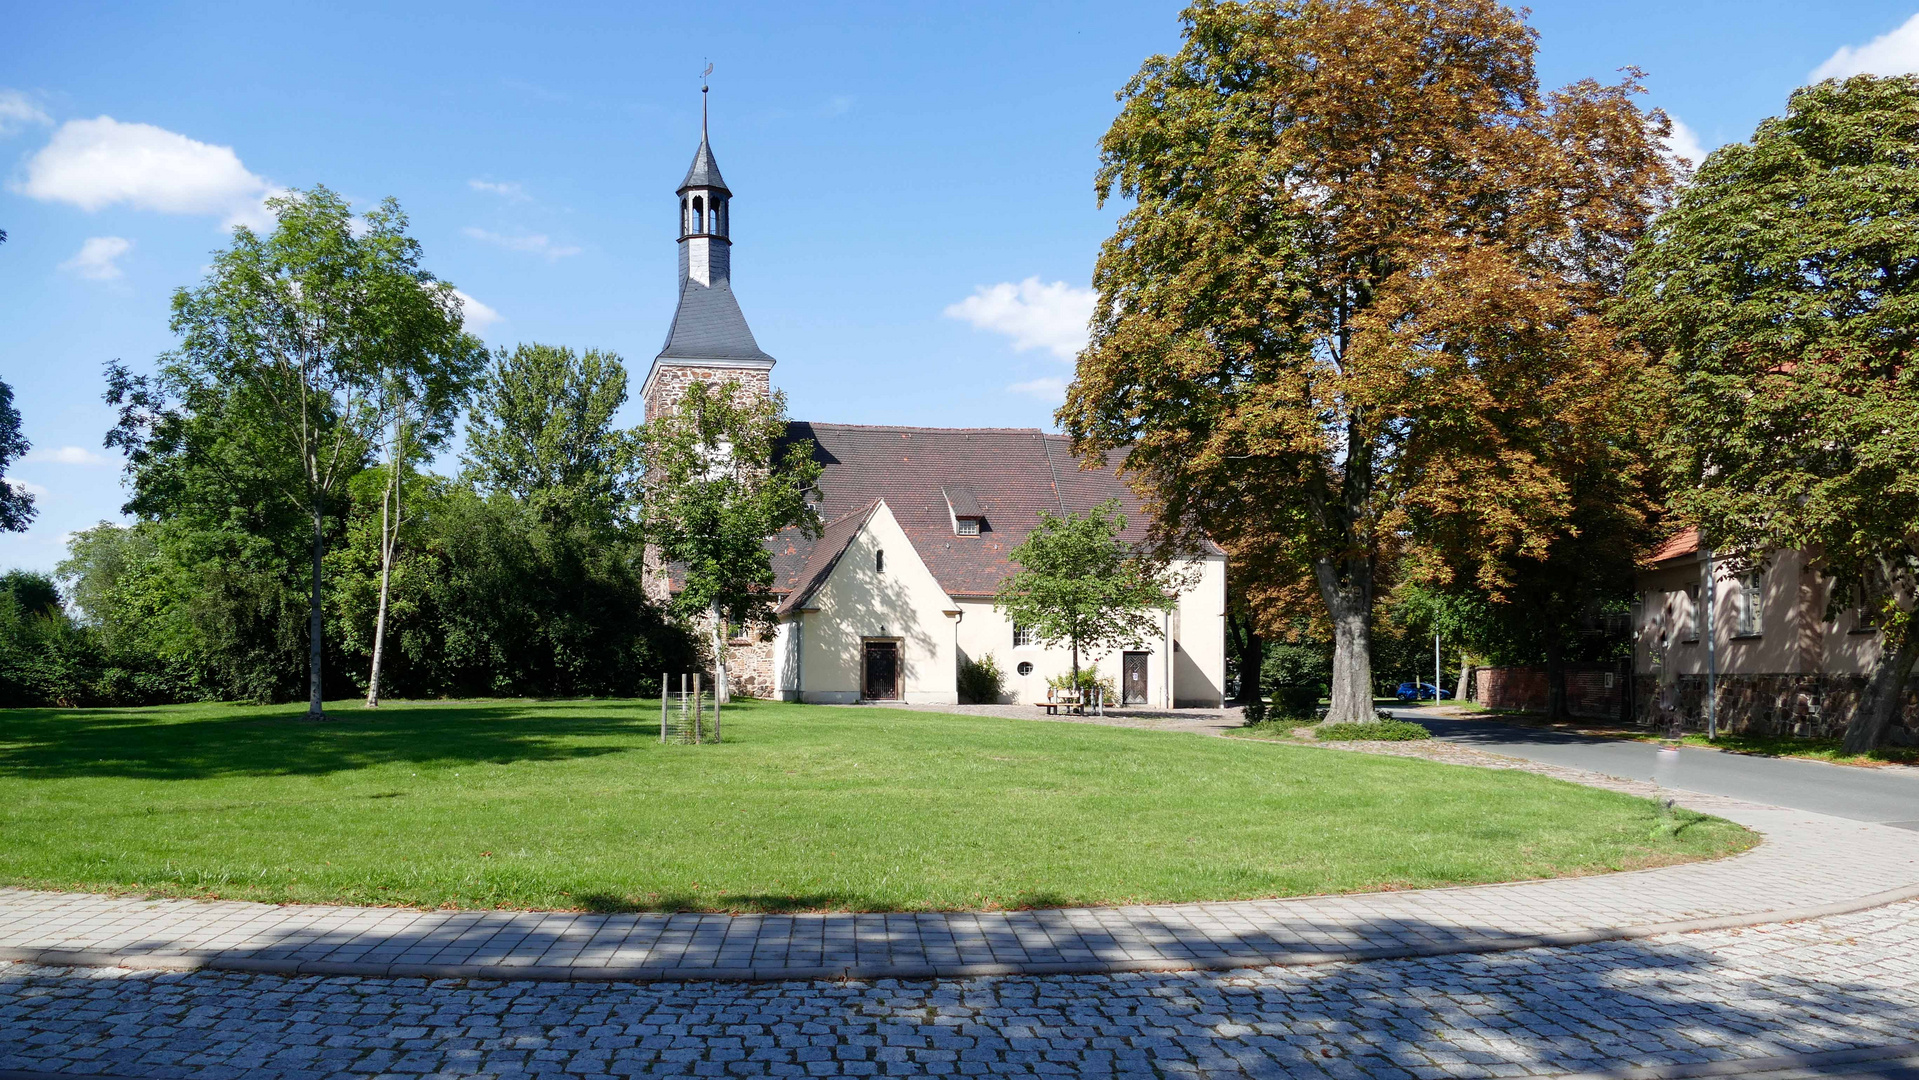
1017,662,1034,676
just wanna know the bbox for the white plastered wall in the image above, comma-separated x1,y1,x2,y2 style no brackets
952,554,1227,708
786,500,961,704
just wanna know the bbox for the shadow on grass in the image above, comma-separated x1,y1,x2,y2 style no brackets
571,890,1081,915
0,701,667,782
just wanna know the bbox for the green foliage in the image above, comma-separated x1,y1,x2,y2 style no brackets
463,344,639,521
1241,697,1268,723
1271,683,1321,721
643,379,822,674
1045,664,1119,703
1315,719,1433,742
956,652,1005,705
1624,74,1919,749
995,500,1182,681
0,380,34,533
1060,0,1673,724
108,185,481,714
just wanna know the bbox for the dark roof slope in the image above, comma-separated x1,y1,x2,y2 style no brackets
658,278,773,362
768,423,1167,600
774,500,878,616
678,135,729,194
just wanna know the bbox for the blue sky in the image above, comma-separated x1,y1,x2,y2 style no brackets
5,0,1919,573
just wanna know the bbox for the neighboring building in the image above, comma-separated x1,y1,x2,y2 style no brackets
1633,527,1917,744
640,118,1228,708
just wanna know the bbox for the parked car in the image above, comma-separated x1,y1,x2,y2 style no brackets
1394,681,1452,701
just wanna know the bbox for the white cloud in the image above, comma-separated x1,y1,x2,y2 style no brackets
944,278,1096,360
1813,13,1919,81
453,289,503,333
462,226,581,260
58,236,133,281
469,178,529,201
24,445,113,466
0,90,51,136
1008,376,1068,403
5,478,49,500
1663,116,1711,174
14,116,274,226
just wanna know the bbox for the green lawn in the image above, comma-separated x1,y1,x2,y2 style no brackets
0,698,1754,913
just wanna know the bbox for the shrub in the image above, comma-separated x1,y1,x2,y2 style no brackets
1271,683,1323,720
1047,664,1118,704
1315,719,1433,741
957,652,1005,704
1241,697,1268,723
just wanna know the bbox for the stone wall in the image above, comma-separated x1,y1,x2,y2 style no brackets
1478,667,1549,712
644,365,772,422
1635,672,1919,745
725,635,778,700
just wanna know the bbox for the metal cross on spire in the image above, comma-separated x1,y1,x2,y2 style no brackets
701,61,713,139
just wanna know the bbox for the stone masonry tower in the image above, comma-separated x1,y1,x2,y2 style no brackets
640,91,775,421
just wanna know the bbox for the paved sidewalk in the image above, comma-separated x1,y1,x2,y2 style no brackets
6,898,1919,1078
2,767,1915,982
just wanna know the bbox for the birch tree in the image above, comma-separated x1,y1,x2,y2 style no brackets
129,187,474,717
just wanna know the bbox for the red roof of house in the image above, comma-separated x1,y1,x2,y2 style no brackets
770,422,1177,600
1648,526,1701,564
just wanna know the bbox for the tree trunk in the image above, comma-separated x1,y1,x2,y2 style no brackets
1071,641,1081,687
1232,613,1264,704
1843,632,1917,753
366,465,398,708
307,500,326,718
710,601,730,705
1455,654,1471,704
1316,556,1375,724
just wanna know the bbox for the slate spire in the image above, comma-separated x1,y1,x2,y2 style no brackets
642,84,775,421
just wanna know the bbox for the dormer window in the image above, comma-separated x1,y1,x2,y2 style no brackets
943,484,986,537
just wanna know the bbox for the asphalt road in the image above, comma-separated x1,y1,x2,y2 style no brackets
1385,708,1919,828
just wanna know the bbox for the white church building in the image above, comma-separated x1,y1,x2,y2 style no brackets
640,121,1227,709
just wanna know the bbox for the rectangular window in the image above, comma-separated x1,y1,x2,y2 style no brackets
1012,625,1036,648
1681,585,1700,642
1737,571,1764,637
956,518,980,536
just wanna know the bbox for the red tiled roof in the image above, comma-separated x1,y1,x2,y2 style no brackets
1648,526,1701,564
770,422,1164,600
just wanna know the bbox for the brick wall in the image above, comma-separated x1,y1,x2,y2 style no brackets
1477,667,1549,711
1475,664,1628,721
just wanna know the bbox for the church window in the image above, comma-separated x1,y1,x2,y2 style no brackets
875,549,886,573
692,195,705,232
1013,625,1036,648
681,197,690,234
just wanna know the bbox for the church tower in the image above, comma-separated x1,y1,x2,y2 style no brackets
641,90,776,421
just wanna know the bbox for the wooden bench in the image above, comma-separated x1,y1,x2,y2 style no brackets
1035,687,1105,716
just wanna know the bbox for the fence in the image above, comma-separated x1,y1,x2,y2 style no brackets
661,672,720,744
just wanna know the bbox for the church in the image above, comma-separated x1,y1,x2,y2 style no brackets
640,121,1228,709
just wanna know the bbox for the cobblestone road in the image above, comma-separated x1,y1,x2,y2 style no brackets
5,898,1918,1079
